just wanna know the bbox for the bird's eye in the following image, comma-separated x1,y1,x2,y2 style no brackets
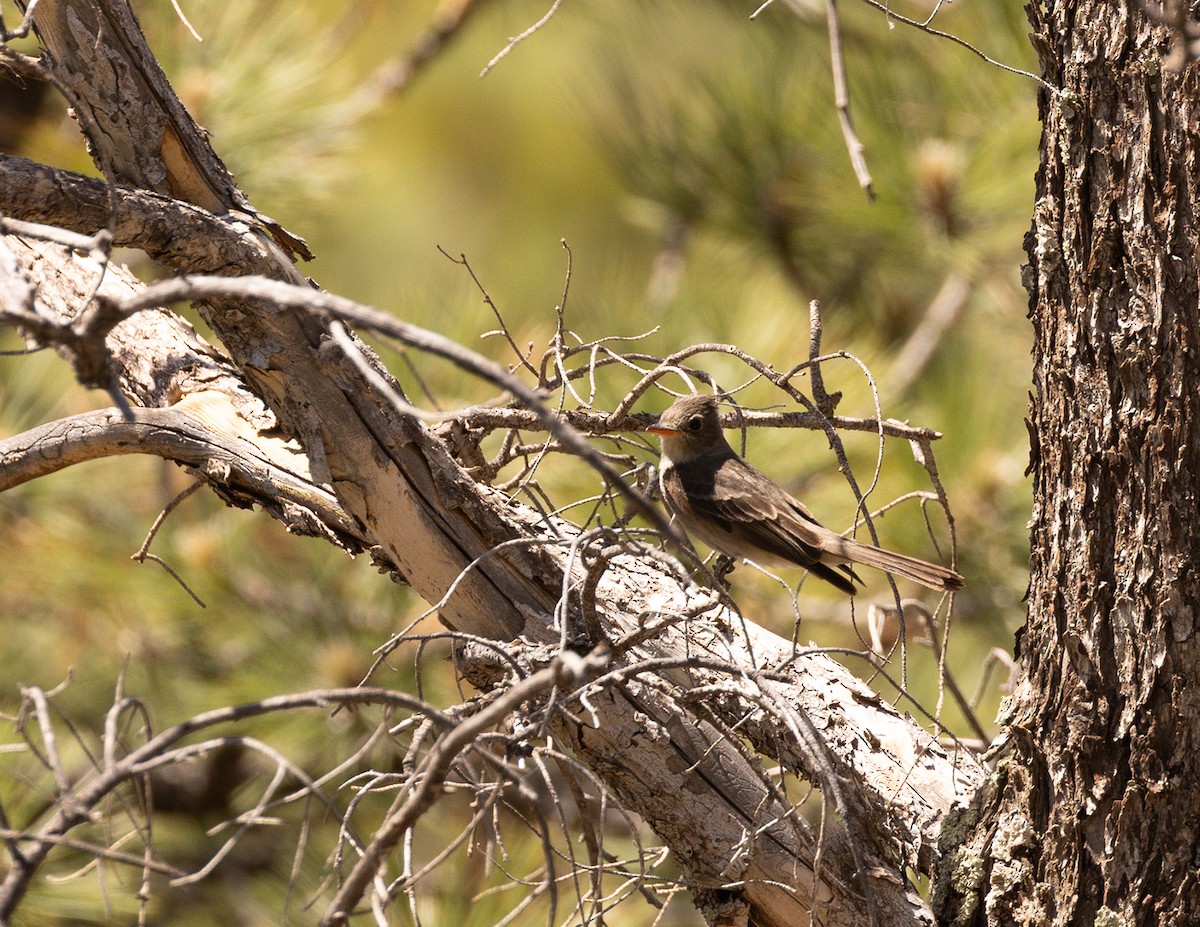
687,416,703,432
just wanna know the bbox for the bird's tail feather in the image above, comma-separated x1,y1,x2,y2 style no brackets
837,538,964,592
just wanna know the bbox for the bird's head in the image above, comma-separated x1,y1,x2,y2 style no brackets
648,395,729,461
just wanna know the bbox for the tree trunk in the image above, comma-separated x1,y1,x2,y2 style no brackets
937,3,1200,924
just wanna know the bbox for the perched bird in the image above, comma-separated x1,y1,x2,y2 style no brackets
648,395,964,594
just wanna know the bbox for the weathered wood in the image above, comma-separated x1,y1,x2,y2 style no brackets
0,2,982,923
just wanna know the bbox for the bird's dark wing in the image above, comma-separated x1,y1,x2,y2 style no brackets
669,454,860,593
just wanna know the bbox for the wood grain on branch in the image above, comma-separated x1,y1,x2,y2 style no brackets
0,405,363,546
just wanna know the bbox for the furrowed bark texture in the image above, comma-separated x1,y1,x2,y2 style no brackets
936,4,1200,925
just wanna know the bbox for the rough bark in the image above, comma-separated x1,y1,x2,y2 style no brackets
935,3,1200,925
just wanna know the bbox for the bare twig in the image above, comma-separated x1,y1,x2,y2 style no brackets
320,650,608,925
807,299,839,417
868,601,989,745
131,480,206,607
970,648,1019,709
167,0,202,42
438,246,540,378
0,688,447,920
110,273,684,550
823,0,875,199
762,0,1057,92
479,0,565,77
0,216,110,255
0,829,185,879
0,0,43,40
853,0,1059,91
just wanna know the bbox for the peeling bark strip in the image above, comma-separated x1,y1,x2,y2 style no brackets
937,4,1200,926
2,1,977,924
15,0,310,259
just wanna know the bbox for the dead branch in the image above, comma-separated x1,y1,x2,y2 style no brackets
0,408,350,538
821,0,875,199
0,231,971,923
1,226,969,924
0,688,446,919
0,3,983,925
322,652,602,924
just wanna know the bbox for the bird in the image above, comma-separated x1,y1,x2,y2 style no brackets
647,395,964,594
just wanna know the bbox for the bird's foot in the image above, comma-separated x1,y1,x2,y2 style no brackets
712,555,736,589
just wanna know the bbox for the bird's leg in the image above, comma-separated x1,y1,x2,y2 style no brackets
713,555,737,589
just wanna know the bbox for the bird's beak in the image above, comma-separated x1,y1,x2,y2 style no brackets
648,424,681,437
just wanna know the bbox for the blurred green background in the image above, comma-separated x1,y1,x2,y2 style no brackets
1,0,1036,922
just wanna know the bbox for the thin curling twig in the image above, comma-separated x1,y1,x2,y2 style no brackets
320,651,608,925
111,273,688,552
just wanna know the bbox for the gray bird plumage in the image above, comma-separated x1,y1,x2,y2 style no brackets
648,395,964,594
